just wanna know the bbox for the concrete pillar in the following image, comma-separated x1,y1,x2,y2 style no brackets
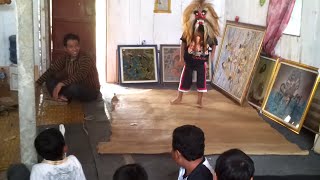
16,0,37,166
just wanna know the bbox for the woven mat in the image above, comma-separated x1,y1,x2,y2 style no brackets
0,111,20,171
0,87,84,171
36,88,84,126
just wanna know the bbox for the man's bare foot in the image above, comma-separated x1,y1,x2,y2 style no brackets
58,95,68,102
170,97,182,105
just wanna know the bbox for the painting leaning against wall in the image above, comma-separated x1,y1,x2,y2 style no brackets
247,56,278,109
160,45,183,83
118,45,158,84
160,44,212,83
212,21,266,105
262,60,319,133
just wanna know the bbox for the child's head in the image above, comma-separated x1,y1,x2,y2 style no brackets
171,125,205,165
34,128,66,161
113,163,148,180
215,149,254,180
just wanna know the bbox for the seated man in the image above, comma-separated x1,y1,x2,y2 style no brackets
36,33,100,102
113,163,148,180
171,125,213,180
214,149,255,180
30,128,86,180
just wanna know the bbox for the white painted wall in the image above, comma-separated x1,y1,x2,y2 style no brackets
106,0,224,82
0,2,17,66
275,0,320,68
106,0,320,82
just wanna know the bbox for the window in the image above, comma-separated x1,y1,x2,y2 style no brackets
283,0,302,36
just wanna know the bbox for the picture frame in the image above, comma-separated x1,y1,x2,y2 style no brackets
159,44,212,83
212,21,266,105
154,0,171,13
303,77,320,134
247,56,278,109
160,44,182,83
118,45,159,84
261,59,319,134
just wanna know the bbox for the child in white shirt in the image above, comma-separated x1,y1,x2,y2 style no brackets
30,128,86,180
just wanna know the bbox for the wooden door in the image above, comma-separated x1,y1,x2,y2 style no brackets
52,0,95,61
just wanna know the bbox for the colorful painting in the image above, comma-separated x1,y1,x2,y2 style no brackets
118,45,158,84
212,21,266,104
154,0,171,13
262,60,318,133
247,56,277,108
160,44,212,83
160,45,182,83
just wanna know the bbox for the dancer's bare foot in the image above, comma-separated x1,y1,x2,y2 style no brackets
170,97,182,105
196,101,203,108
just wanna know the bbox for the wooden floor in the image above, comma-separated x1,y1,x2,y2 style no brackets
98,88,308,155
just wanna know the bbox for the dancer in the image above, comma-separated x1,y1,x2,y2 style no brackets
171,0,219,108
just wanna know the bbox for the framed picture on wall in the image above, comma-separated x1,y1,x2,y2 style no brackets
118,45,159,84
262,59,319,134
159,44,213,83
247,56,278,109
154,0,171,13
212,21,266,105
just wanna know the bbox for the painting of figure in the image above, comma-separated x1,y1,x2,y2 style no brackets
160,44,212,83
247,56,277,108
118,45,158,84
160,45,183,83
212,21,265,104
262,60,318,133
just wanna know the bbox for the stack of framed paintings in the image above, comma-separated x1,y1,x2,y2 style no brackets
118,45,159,84
247,56,278,109
212,21,266,105
159,44,212,83
261,60,319,134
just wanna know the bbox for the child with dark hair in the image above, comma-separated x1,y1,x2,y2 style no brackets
7,163,30,180
30,128,86,180
214,149,255,180
113,163,148,180
171,125,213,180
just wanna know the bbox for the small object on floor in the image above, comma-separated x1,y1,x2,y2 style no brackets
111,93,119,103
59,124,66,137
130,123,138,126
4,135,16,142
111,93,119,111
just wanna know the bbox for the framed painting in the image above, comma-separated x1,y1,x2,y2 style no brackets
159,44,212,83
303,78,320,133
247,56,278,109
118,45,159,84
262,60,319,133
160,45,182,83
212,21,266,105
154,0,171,13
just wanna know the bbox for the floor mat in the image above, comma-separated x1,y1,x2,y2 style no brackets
98,88,308,155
